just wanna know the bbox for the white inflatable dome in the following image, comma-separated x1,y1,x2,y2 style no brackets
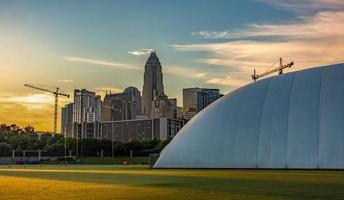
155,64,344,169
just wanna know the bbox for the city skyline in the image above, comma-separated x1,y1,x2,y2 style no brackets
1,0,344,131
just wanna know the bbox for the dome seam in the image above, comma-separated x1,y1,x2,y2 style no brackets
256,78,273,168
317,67,326,168
286,72,296,169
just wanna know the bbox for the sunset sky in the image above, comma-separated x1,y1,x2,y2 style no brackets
1,0,344,132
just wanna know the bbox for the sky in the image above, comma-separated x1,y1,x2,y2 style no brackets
1,0,344,132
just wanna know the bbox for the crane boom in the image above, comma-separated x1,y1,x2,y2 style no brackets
252,58,294,81
24,84,69,97
24,84,70,134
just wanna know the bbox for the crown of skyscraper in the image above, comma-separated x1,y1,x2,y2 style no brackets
145,51,160,65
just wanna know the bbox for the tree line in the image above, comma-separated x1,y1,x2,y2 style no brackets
0,124,171,157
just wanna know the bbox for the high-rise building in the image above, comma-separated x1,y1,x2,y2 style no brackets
151,94,177,119
101,118,185,141
123,87,142,116
177,106,184,119
101,87,142,121
142,52,164,116
183,88,221,119
61,103,74,137
141,51,178,119
73,89,101,138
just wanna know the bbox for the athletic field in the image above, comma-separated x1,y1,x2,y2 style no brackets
0,165,343,200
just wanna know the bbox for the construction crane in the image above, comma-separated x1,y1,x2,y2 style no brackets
24,84,70,134
252,58,294,81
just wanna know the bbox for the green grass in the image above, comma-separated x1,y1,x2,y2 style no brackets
0,165,343,200
41,156,149,165
80,156,149,164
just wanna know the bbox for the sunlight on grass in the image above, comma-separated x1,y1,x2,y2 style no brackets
0,165,344,200
0,175,263,200
0,175,178,200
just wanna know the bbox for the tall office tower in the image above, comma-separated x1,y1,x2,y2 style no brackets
73,89,101,138
142,51,164,116
183,88,221,120
61,103,74,137
101,87,142,121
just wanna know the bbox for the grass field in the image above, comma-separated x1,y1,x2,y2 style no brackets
42,157,150,165
80,156,149,164
0,165,343,200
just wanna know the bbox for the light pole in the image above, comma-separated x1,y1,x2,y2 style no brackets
64,127,67,166
111,123,114,159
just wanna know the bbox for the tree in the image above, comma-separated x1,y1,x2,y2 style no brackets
45,143,64,156
0,143,11,156
7,134,28,150
24,126,34,133
156,138,172,152
0,123,172,157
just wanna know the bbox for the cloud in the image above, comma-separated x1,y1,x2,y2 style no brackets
192,31,233,39
0,94,54,104
176,9,344,85
0,93,70,107
0,102,54,131
258,0,344,13
206,74,250,87
62,56,140,70
192,11,344,40
128,48,153,56
0,93,71,132
59,79,74,83
164,66,208,79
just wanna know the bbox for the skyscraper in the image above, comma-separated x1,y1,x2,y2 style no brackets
151,94,177,119
73,89,101,138
101,87,142,121
142,51,164,116
61,103,74,137
183,88,221,120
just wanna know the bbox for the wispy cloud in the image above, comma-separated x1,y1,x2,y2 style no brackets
59,79,74,83
206,74,250,87
0,102,54,131
192,11,344,40
128,48,153,56
176,6,344,86
62,56,140,70
258,0,344,13
0,92,71,131
0,94,54,104
165,66,208,79
192,31,233,39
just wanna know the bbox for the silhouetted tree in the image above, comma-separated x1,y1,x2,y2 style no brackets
0,143,11,156
0,123,171,157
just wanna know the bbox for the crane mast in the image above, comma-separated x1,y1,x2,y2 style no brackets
252,58,294,81
24,84,70,134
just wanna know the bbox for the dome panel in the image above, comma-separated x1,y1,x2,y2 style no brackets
287,68,322,168
221,78,270,168
319,64,344,168
257,73,294,168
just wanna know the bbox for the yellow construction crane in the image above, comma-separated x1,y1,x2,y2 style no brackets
24,84,70,134
252,58,294,81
